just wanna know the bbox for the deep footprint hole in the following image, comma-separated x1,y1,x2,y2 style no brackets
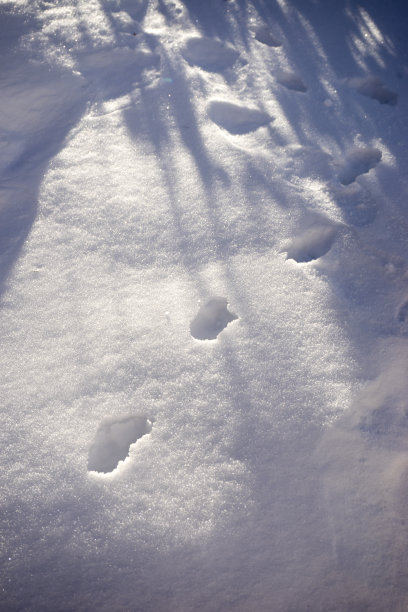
190,296,238,340
338,147,382,185
88,414,152,474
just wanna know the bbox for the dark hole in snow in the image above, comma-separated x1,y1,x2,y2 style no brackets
190,296,238,340
88,414,152,474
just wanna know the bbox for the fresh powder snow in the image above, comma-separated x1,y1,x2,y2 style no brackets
1,0,408,610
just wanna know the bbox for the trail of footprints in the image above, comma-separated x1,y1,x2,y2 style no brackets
89,297,238,474
88,20,400,474
181,27,392,264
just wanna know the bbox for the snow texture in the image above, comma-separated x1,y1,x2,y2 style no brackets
1,0,408,610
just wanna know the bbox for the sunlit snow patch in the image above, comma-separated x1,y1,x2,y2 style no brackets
276,70,307,92
181,36,239,71
337,146,382,185
207,100,273,134
190,297,238,340
347,76,398,106
88,414,152,474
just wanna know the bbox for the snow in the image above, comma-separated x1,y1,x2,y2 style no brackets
1,0,408,610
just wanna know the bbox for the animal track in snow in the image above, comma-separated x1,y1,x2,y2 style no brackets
254,25,282,47
207,100,273,134
276,70,307,92
88,414,152,474
337,147,382,186
285,224,337,263
285,144,332,180
396,298,408,333
357,399,408,446
190,297,238,340
334,182,378,227
181,37,239,71
347,76,398,106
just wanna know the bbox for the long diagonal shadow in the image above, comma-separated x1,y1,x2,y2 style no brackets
0,10,87,298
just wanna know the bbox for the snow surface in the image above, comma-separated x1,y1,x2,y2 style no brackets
1,0,408,610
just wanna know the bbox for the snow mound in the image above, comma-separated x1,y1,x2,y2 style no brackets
207,100,273,134
181,36,239,71
190,297,238,340
88,414,152,473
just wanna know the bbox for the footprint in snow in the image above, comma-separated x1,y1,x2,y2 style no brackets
276,70,307,92
284,224,337,263
190,297,238,340
337,147,382,186
181,36,239,71
396,298,408,335
334,182,378,227
88,414,152,474
347,76,398,106
285,144,332,180
254,25,282,47
358,404,408,440
207,100,273,134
